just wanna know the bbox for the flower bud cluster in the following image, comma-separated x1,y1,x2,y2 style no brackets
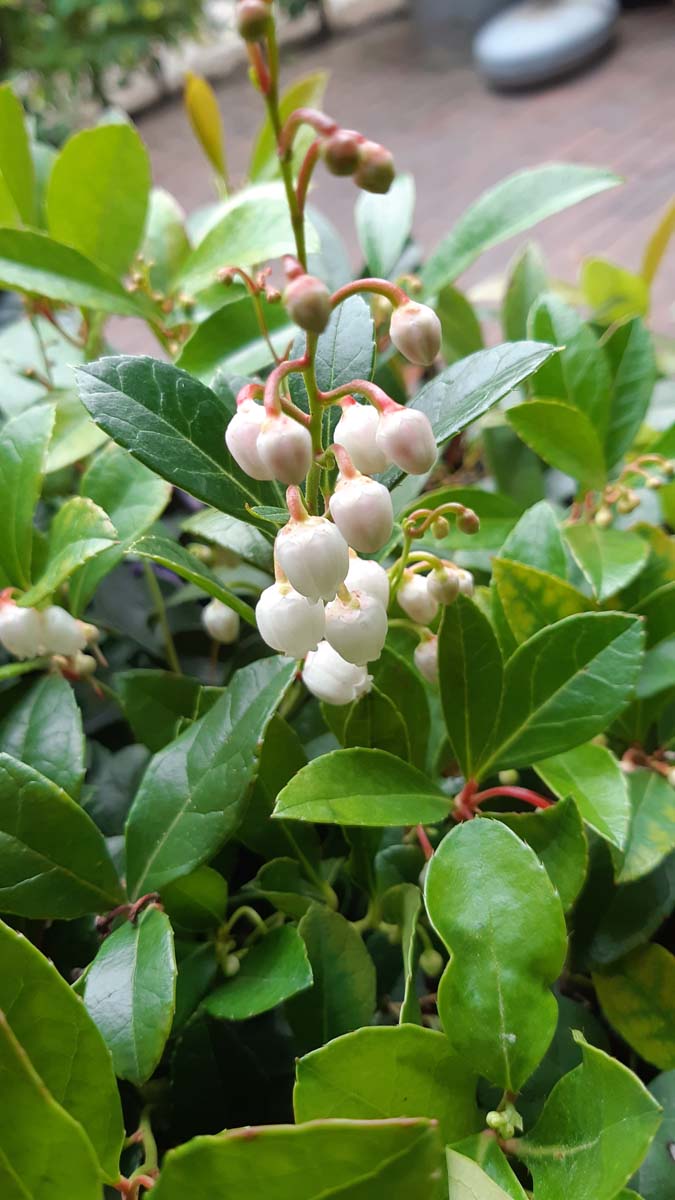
398,563,474,686
226,398,313,486
321,131,395,195
335,397,437,477
0,597,98,662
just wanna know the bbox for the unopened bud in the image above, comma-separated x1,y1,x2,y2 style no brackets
256,582,325,658
419,947,443,977
375,406,437,475
646,475,662,489
257,412,313,485
595,504,613,528
397,571,438,625
322,129,361,176
616,490,640,514
224,953,241,977
345,552,390,608
414,635,439,685
226,398,275,481
275,515,349,602
457,509,480,536
334,399,389,475
329,473,394,554
0,603,43,659
42,606,89,656
202,599,240,645
354,140,395,194
324,589,387,666
235,0,271,40
431,515,450,539
457,568,475,598
499,769,519,786
302,640,372,706
666,766,675,788
390,301,442,367
283,273,332,334
427,565,461,605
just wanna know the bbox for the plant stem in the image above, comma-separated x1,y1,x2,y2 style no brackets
143,562,181,674
472,786,552,811
29,316,55,388
302,332,324,514
265,20,308,269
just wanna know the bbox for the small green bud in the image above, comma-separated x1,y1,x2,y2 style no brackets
432,515,450,539
498,769,519,786
224,953,241,977
322,129,361,176
646,475,662,489
236,0,271,41
419,947,444,978
594,504,613,528
353,140,395,194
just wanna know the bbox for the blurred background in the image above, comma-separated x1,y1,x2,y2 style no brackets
2,0,674,337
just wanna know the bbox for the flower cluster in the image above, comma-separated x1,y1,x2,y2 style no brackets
0,593,99,671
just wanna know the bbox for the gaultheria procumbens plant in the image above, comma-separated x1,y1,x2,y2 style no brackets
0,3,674,1196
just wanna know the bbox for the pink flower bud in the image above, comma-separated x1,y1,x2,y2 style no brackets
235,0,271,40
414,636,439,684
257,412,313,485
275,516,349,602
255,582,325,657
457,568,475,597
427,565,461,606
283,273,332,334
334,400,389,475
389,301,442,367
42,606,89,655
345,552,390,608
0,603,43,659
457,509,480,536
397,571,439,625
375,406,437,475
354,141,395,194
322,129,361,176
302,640,372,706
329,473,394,554
202,598,240,644
225,399,274,481
324,589,387,666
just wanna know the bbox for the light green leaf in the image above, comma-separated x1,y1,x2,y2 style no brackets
536,741,631,851
182,507,273,571
371,646,430,770
161,865,227,933
176,292,292,381
633,1069,675,1200
0,85,35,226
446,1149,516,1200
205,925,312,1020
294,1025,480,1143
581,258,649,325
128,535,256,625
450,1137,527,1199
116,670,202,753
594,944,675,1070
141,187,191,293
518,1035,662,1200
249,71,327,181
356,173,415,278
565,524,650,602
493,558,592,644
273,748,450,826
0,674,84,799
529,291,612,432
618,769,675,883
287,906,376,1055
0,228,147,315
381,883,423,1024
45,389,108,474
507,399,606,489
436,284,484,365
425,820,567,1091
500,500,566,576
438,595,503,778
47,125,150,277
636,635,675,699
19,496,117,608
501,242,547,342
0,403,54,590
491,797,588,911
0,920,123,1180
422,163,620,293
604,319,656,468
343,686,410,761
184,72,227,180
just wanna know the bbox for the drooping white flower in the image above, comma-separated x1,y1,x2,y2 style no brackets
427,565,461,606
375,406,437,475
324,589,387,666
257,412,313,485
414,636,439,684
390,301,442,366
225,398,274,481
334,400,389,475
202,598,241,645
256,582,325,658
302,640,372,706
397,571,439,625
275,515,349,602
457,568,475,597
345,552,390,608
41,606,89,656
329,473,394,555
0,603,44,659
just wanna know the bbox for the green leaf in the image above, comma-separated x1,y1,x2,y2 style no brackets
184,72,227,180
633,1069,675,1200
594,944,675,1070
117,670,202,752
152,1117,442,1200
84,905,176,1086
290,295,375,434
75,355,278,527
238,713,320,868
410,487,521,556
618,769,675,883
565,525,650,602
161,865,227,932
294,1024,480,1143
0,753,123,918
47,125,150,277
343,686,410,761
636,635,675,699
0,86,35,226
582,853,675,969
493,558,592,645
129,535,256,626
273,748,450,826
491,797,588,911
501,243,547,342
422,163,620,293
436,284,484,365
205,925,312,1020
446,1149,517,1200
176,292,292,381
500,501,566,576
507,399,606,489
515,995,610,1128
518,1035,662,1200
249,71,327,181
581,258,649,325
0,1010,101,1200
141,187,191,293
0,403,54,589
0,919,123,1180
355,173,415,277
481,613,644,773
382,883,423,1023
287,906,376,1055
371,646,430,771
45,388,108,474
19,496,117,608
438,594,503,778
0,674,84,799
536,742,631,851
0,228,147,315
425,820,567,1091
125,657,295,896
529,292,611,431
182,507,273,571
243,858,326,920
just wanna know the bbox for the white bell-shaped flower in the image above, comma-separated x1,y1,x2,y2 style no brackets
345,552,390,608
0,603,44,659
202,598,241,645
427,564,461,606
457,568,475,597
334,400,389,475
324,589,387,666
397,571,439,625
275,515,349,603
225,399,274,481
257,412,313,485
375,405,437,475
302,640,372,706
256,582,325,658
390,301,442,366
329,472,394,555
414,636,439,685
41,606,89,656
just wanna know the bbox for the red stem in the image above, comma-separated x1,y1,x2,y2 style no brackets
247,42,271,93
472,786,552,811
318,378,396,413
264,354,309,414
416,825,434,861
296,138,322,214
330,278,409,310
278,107,338,157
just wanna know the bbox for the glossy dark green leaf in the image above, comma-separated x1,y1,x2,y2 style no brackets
438,595,503,778
604,319,656,468
436,284,484,365
536,742,631,851
446,1148,519,1200
129,535,256,625
290,296,375,434
0,85,35,225
153,1117,442,1200
514,995,610,1128
117,670,202,752
205,926,312,1021
182,507,273,571
161,865,227,932
295,1024,480,1143
422,163,619,293
636,635,675,699
481,613,644,774
76,355,278,527
426,820,567,1091
126,657,295,896
483,420,545,509
19,497,117,608
172,942,219,1032
529,292,611,432
0,753,123,917
47,125,150,277
243,857,327,920
0,674,84,799
594,944,675,1070
287,906,376,1055
582,853,675,969
501,243,547,342
371,645,430,770
0,919,123,1180
491,797,587,911
0,228,146,315
618,769,675,883
273,748,450,826
518,1036,661,1200
493,558,592,645
343,686,410,761
507,399,606,488
638,582,675,648
499,499,566,578
0,403,54,589
238,714,321,870
356,173,415,277
633,1069,675,1200
565,525,650,602
83,905,176,1085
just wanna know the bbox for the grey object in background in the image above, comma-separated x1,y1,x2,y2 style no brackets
413,0,513,43
474,0,620,87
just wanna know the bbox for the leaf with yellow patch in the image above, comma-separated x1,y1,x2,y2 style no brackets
581,258,649,325
493,558,592,645
594,944,675,1070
